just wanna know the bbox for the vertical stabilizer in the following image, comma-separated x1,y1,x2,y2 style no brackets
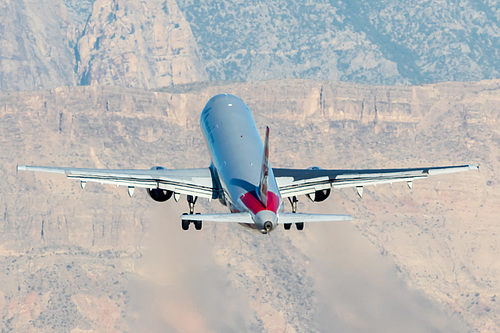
258,126,270,206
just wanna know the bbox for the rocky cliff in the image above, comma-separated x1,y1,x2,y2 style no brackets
1,79,498,331
76,0,207,88
1,1,500,91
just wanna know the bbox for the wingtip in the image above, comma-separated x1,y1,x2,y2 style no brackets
469,164,479,171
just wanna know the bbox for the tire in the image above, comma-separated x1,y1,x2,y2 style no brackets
284,223,292,230
194,221,202,230
296,222,304,231
181,216,190,231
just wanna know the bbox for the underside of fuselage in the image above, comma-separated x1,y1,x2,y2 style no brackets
200,94,282,233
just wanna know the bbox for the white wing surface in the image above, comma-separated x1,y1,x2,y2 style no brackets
181,213,352,224
274,164,478,198
278,213,352,223
17,165,215,199
181,213,254,223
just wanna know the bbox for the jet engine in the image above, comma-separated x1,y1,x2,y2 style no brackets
147,188,173,202
305,167,331,202
147,166,173,202
306,189,331,202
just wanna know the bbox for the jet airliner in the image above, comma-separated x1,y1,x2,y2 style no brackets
18,94,478,234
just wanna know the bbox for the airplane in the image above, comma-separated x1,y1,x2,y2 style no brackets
17,94,478,234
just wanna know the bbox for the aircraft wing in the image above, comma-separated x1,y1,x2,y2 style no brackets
277,213,352,223
181,213,254,223
17,165,215,199
274,164,478,198
182,213,352,223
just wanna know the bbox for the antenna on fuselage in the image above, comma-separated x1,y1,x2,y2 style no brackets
258,126,270,207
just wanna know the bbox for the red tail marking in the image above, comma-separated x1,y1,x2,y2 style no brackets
240,191,279,215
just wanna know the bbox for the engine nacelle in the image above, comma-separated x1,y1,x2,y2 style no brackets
148,166,173,202
147,188,173,202
306,189,331,202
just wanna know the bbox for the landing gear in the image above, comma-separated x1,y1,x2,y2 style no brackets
181,213,190,230
288,196,298,214
285,196,304,231
194,213,202,230
181,196,202,231
187,195,197,214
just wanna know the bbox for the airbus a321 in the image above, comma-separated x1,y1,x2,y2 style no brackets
18,94,478,234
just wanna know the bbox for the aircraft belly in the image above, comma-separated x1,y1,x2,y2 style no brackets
201,94,282,218
201,95,263,206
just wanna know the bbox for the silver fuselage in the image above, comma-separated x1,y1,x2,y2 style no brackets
200,94,282,233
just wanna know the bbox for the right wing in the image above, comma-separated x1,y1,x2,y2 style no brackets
274,164,478,198
17,165,216,199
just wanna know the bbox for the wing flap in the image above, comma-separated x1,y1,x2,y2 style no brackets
17,165,215,199
275,164,478,198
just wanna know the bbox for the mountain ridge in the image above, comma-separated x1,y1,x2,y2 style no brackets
1,0,500,91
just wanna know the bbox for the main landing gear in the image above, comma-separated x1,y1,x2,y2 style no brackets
181,195,202,231
285,196,304,231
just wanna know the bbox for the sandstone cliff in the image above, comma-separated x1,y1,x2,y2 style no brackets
0,0,76,91
2,1,500,91
76,0,207,88
0,80,498,331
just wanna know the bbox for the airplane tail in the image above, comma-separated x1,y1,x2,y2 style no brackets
258,126,270,206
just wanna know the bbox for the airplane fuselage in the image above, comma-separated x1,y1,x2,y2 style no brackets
200,94,282,233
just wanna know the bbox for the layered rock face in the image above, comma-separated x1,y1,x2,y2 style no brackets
0,0,207,91
1,0,500,91
76,0,207,88
0,0,77,91
0,80,498,331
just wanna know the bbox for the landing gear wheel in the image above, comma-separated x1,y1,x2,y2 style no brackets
181,213,190,231
193,212,202,230
284,223,292,230
296,222,304,231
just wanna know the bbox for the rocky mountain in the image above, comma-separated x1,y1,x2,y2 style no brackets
0,79,498,331
1,0,500,91
0,0,77,91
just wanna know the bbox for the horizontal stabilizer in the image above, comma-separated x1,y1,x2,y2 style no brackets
181,213,254,223
278,213,352,223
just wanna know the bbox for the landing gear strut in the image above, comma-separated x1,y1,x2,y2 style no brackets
181,196,202,231
187,195,197,214
285,196,303,230
288,196,298,213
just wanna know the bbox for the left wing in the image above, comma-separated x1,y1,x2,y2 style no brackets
17,165,215,199
274,164,478,198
